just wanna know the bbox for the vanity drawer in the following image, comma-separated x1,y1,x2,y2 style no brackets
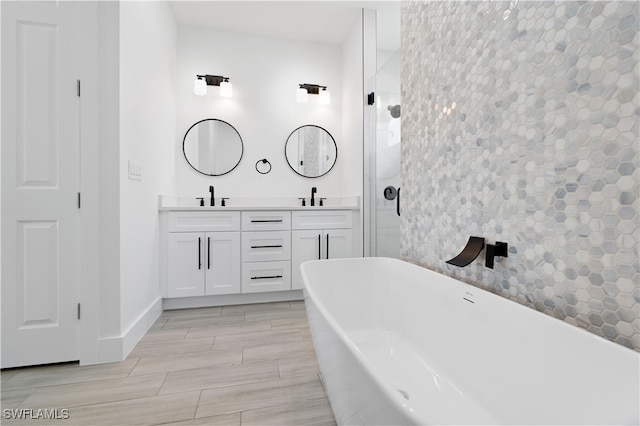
291,210,352,230
242,211,291,231
242,231,291,262
168,211,240,232
241,261,291,293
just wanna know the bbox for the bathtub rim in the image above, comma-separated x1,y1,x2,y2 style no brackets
301,257,441,424
300,256,640,425
302,256,639,356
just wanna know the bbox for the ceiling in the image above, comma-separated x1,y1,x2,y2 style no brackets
168,1,401,50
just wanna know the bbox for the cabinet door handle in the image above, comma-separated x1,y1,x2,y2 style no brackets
207,237,211,269
250,219,283,223
250,245,283,249
198,237,202,270
251,275,283,280
317,234,321,260
326,233,330,259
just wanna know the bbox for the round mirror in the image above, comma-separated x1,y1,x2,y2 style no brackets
183,119,244,176
284,125,337,178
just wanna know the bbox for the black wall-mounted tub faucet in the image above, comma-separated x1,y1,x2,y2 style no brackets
311,187,317,206
446,236,485,267
209,185,215,206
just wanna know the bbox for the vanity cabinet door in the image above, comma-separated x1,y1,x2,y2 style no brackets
291,229,354,290
168,232,205,298
168,231,240,297
291,230,323,290
325,229,353,260
205,232,241,295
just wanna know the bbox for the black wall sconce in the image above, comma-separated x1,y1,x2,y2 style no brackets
297,83,330,104
194,74,232,97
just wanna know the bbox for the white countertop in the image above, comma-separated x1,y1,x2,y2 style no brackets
158,195,360,211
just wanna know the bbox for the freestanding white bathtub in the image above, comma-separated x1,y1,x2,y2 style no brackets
301,257,640,425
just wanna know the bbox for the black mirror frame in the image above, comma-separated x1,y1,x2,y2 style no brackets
183,118,244,177
284,124,338,179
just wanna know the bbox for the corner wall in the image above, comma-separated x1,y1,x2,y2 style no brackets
119,1,177,355
401,1,639,350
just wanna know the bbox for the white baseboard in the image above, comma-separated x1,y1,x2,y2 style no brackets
122,296,163,358
88,292,300,364
90,297,162,364
162,290,304,310
93,335,123,365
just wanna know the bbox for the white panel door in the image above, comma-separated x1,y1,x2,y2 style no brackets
1,1,81,368
167,233,205,298
325,229,353,260
291,230,323,290
205,232,240,295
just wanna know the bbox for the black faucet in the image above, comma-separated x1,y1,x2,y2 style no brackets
209,185,215,206
310,187,317,206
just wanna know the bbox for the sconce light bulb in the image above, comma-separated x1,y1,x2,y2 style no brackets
220,80,233,98
319,88,330,105
296,87,308,103
194,77,207,96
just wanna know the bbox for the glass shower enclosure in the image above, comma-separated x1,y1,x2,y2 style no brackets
368,50,401,258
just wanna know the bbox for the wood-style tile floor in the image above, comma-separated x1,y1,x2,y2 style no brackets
1,301,336,426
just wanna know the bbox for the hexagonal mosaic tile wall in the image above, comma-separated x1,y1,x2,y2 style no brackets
400,1,639,350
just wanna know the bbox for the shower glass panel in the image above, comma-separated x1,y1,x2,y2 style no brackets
370,50,401,258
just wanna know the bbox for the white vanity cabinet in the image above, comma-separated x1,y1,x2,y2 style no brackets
241,211,292,293
160,203,360,307
291,210,354,290
166,211,241,297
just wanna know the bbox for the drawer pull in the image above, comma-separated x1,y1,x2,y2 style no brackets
250,275,283,280
250,245,283,249
326,233,330,259
250,219,283,223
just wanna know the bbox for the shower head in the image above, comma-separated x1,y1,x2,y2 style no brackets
387,104,401,119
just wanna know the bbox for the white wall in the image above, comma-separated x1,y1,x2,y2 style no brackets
176,26,347,200
119,1,176,351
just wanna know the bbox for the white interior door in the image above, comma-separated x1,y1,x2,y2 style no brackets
1,1,81,368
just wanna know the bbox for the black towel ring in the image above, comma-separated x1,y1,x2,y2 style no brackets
255,158,272,174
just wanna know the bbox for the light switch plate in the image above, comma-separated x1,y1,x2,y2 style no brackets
128,160,142,181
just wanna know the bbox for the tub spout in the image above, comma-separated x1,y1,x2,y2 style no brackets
446,236,485,267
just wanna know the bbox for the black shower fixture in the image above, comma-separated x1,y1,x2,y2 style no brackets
388,104,401,118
